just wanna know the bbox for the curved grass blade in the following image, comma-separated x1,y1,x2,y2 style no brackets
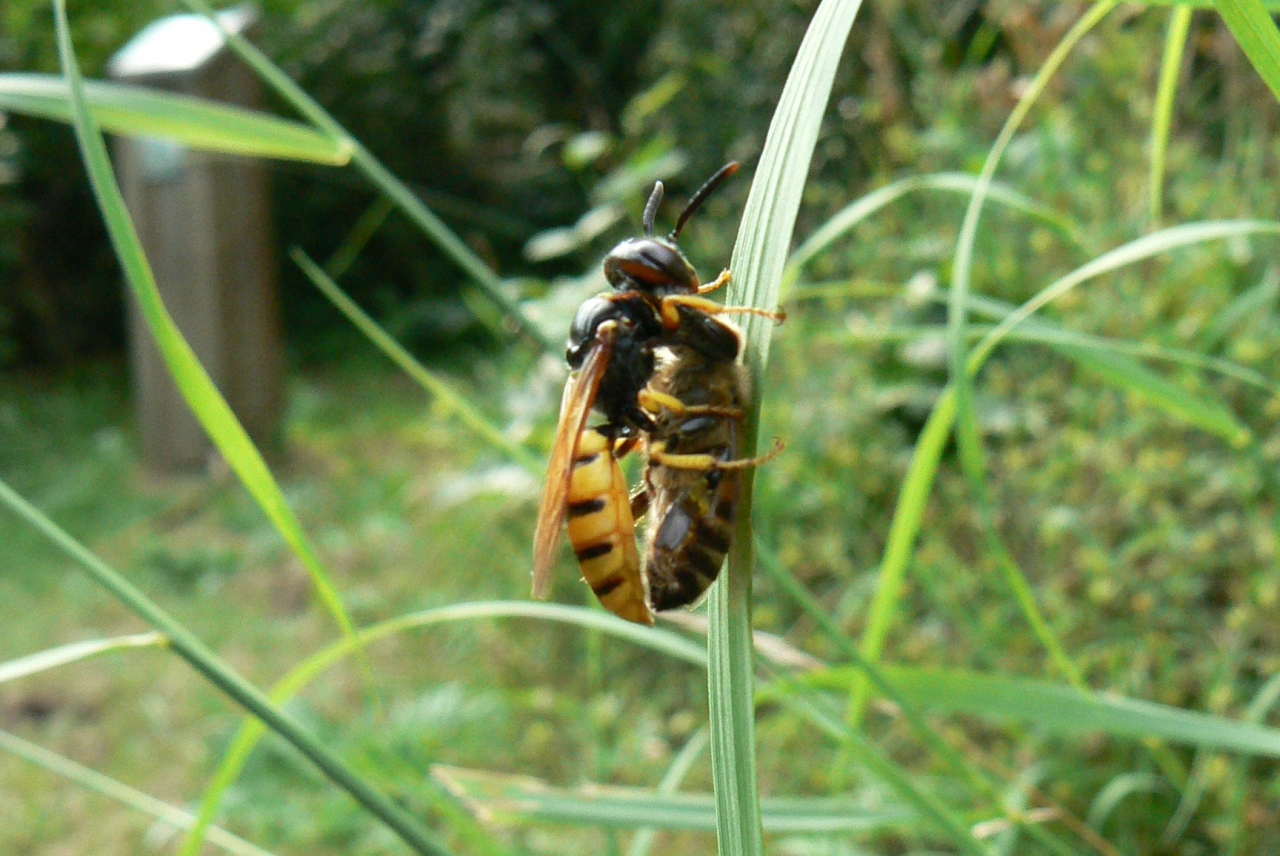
1150,7,1192,226
1226,672,1280,854
629,729,709,856
0,632,164,684
180,602,705,856
431,765,915,834
767,688,990,855
0,728,278,856
785,172,1091,292
0,472,448,856
715,1,865,853
830,321,1277,394
856,218,1280,723
804,666,1280,757
182,594,1001,856
1057,343,1252,445
0,73,350,164
971,221,1280,368
174,0,554,353
290,248,542,473
947,0,1119,456
50,0,368,699
756,538,1084,855
1214,0,1280,102
851,5,1123,730
1087,773,1166,830
1200,264,1280,351
929,2,1121,719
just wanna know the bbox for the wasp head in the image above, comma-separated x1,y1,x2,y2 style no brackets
602,237,699,296
601,161,739,299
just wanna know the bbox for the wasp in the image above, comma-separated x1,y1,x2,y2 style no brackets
531,163,781,624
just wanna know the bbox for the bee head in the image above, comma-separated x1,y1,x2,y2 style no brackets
602,161,739,299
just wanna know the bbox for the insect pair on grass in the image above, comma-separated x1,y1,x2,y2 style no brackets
531,163,783,625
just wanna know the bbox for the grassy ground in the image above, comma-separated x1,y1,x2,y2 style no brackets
0,358,723,855
4,246,1279,853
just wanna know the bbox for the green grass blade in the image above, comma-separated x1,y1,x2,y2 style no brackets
0,73,350,164
854,6,1122,730
181,602,705,856
1200,265,1280,350
173,0,554,352
756,538,1086,854
856,219,1280,724
1087,773,1166,830
930,1,1118,719
629,729,709,856
1138,0,1280,6
785,172,1091,290
50,0,368,696
0,473,448,856
806,666,1280,757
715,1,865,853
0,632,163,684
431,765,916,834
1056,343,1252,445
767,689,990,854
1150,7,1192,226
971,221,1280,368
1213,0,1280,103
0,728,278,856
290,248,542,473
831,320,1277,393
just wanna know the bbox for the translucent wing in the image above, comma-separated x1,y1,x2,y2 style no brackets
531,322,615,598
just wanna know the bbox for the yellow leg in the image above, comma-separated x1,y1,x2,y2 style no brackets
649,437,785,471
697,269,732,295
661,294,786,325
637,388,746,421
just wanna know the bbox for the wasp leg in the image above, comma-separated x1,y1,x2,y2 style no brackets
612,434,642,459
637,388,746,421
649,437,785,471
658,294,786,328
696,269,732,295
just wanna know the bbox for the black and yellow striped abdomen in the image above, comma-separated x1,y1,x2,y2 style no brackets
566,429,652,625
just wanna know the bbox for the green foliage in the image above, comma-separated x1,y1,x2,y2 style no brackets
6,2,1280,856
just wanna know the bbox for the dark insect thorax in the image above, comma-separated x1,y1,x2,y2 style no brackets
567,294,663,434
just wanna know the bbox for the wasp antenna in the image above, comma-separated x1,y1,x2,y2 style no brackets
642,181,664,237
671,161,740,240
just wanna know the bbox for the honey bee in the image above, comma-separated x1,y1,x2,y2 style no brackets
531,163,781,624
634,309,783,611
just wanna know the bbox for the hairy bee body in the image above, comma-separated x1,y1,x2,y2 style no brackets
639,323,750,611
565,428,651,624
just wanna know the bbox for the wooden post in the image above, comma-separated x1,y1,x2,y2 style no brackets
108,7,282,472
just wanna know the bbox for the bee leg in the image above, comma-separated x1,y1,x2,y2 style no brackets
696,268,732,295
659,294,786,327
637,388,746,421
649,437,785,471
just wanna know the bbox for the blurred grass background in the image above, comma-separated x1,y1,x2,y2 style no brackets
3,1,1280,854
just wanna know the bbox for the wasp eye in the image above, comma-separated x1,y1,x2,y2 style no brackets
566,296,618,368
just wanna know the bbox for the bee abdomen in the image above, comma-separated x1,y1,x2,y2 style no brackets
646,505,734,611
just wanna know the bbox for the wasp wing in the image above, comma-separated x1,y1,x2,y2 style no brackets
531,323,615,598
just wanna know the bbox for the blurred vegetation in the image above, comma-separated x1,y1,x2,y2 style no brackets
4,1,1280,855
